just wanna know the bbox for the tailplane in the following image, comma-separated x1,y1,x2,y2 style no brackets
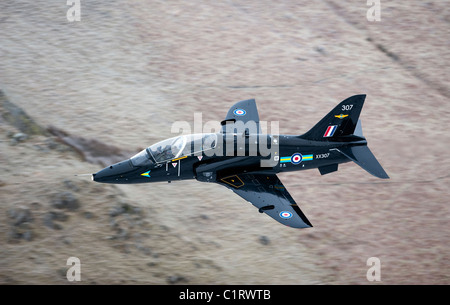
333,145,389,179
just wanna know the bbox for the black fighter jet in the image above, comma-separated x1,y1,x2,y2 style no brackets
93,95,388,228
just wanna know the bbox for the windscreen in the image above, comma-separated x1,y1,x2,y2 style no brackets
130,148,154,167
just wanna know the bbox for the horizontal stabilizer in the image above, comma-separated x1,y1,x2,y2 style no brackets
335,145,389,179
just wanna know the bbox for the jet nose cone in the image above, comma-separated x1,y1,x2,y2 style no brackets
93,159,135,183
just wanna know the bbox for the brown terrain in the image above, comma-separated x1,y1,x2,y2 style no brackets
0,1,449,284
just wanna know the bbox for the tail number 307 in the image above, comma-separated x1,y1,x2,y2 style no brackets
342,104,353,111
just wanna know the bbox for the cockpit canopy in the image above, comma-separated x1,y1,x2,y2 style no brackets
130,133,217,166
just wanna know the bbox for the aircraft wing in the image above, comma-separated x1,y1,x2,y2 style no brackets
221,99,260,134
217,173,313,228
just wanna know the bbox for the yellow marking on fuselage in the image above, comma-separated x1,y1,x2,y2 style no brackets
171,156,188,162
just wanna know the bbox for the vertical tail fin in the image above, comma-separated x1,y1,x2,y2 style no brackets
301,95,366,141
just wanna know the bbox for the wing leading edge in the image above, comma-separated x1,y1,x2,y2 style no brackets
217,173,312,229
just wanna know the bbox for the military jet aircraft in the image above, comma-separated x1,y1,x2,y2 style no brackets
93,95,388,228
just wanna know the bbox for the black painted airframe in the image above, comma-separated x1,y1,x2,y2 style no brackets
93,95,388,228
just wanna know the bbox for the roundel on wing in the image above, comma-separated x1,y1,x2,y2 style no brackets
279,211,293,219
233,109,246,116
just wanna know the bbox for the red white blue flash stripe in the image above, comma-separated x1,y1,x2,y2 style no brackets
324,125,337,137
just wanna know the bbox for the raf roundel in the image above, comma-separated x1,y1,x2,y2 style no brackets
233,109,246,116
279,211,293,219
290,153,303,165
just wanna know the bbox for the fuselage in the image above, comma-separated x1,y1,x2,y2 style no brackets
92,133,366,184
91,95,388,229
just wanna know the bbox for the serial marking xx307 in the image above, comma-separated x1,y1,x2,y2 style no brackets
93,95,389,228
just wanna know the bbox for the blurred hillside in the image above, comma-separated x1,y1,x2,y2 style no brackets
0,0,449,284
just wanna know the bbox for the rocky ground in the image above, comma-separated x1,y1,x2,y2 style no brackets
0,0,449,284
